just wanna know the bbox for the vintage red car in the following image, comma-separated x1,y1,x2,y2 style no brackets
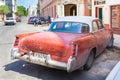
11,16,113,72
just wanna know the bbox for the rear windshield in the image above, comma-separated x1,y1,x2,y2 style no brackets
48,22,90,34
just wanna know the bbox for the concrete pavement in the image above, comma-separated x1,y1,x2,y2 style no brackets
0,21,4,26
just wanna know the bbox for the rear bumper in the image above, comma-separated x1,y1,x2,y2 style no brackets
11,48,76,72
5,22,15,24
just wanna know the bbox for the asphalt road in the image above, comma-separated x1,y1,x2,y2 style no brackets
0,17,120,80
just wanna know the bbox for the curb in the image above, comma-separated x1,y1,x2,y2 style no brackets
113,46,120,50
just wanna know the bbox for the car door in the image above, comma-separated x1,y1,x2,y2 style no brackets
92,20,106,55
96,20,111,48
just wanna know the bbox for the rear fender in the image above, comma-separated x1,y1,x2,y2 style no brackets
16,32,39,39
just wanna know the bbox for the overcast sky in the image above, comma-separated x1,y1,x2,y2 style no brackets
17,0,38,8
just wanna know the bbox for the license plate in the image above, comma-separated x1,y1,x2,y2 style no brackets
34,53,47,59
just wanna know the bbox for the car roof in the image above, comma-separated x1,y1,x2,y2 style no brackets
53,16,99,24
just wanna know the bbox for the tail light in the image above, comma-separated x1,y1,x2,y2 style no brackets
71,43,77,57
14,37,19,47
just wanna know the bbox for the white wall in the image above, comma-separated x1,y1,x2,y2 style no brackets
107,0,120,5
92,0,120,26
102,5,110,24
28,6,37,17
12,0,17,18
78,3,84,16
0,1,5,5
56,4,64,17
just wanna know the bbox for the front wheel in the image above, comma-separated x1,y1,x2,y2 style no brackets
84,50,94,70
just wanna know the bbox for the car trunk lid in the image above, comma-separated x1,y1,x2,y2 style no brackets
18,32,85,57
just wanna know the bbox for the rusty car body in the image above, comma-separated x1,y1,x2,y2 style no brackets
11,16,113,72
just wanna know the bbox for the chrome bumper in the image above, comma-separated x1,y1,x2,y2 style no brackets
11,48,76,72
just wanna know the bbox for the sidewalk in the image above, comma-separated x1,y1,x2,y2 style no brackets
0,21,4,26
114,34,120,49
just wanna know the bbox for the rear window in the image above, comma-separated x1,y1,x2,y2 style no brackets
48,22,89,34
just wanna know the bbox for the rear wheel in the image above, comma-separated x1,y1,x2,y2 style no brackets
84,50,94,70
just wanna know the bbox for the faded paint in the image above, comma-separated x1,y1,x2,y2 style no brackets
11,16,113,72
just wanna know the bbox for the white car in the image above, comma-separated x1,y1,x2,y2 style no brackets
4,17,16,25
106,61,120,80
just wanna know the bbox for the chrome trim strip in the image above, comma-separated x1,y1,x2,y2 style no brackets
67,56,76,72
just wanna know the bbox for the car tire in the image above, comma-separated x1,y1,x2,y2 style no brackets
84,50,94,70
107,36,114,48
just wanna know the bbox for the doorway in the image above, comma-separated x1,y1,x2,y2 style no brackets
98,8,103,20
111,5,120,34
64,4,77,16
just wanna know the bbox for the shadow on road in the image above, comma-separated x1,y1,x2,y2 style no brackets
3,60,107,80
3,49,120,80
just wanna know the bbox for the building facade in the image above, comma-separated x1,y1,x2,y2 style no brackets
37,0,41,17
0,0,5,5
0,0,5,21
4,0,17,18
92,0,120,34
28,5,37,17
41,0,92,20
41,0,57,19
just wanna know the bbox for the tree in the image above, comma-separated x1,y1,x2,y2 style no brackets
0,5,10,21
16,6,28,16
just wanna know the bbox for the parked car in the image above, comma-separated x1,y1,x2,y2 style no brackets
4,17,16,25
28,16,35,24
28,16,42,25
106,61,120,80
16,16,21,22
40,17,46,24
11,16,113,72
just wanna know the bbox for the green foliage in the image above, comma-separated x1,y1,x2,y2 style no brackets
0,5,10,14
16,6,28,16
